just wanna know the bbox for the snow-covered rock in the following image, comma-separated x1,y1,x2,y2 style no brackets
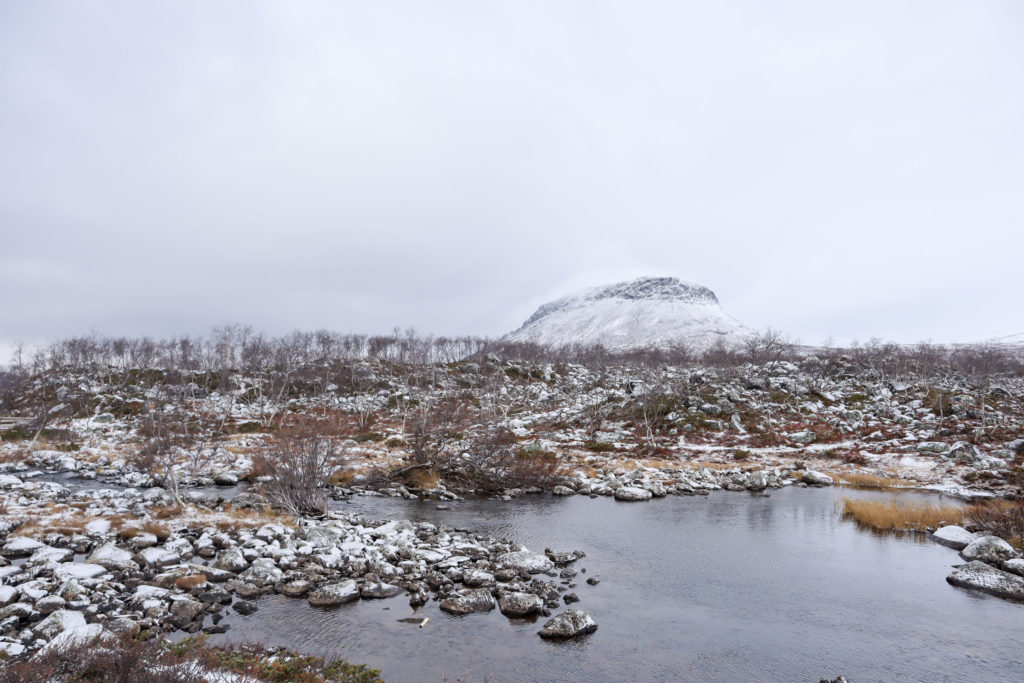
38,623,111,654
538,609,598,639
439,588,495,615
34,609,87,639
801,470,834,486
614,486,653,502
360,581,402,599
947,561,1024,600
213,548,249,573
139,547,180,569
931,525,976,550
960,536,1019,564
308,580,359,607
1,536,44,557
496,551,554,574
498,591,544,617
504,277,753,352
53,563,107,581
1002,558,1024,577
87,543,138,571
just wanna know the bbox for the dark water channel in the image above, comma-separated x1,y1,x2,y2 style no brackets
208,487,1024,682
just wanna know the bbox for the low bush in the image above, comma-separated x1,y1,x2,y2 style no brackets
968,499,1024,549
254,428,347,517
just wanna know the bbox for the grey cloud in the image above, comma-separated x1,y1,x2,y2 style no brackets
2,1,1022,357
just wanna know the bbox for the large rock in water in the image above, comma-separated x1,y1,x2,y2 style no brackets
308,581,360,607
801,470,834,486
614,487,653,502
360,581,402,599
502,277,753,352
538,609,598,639
439,588,495,615
960,536,1019,564
496,551,554,574
947,561,1024,600
931,526,977,550
498,591,544,617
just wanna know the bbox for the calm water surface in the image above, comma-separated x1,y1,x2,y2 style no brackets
212,487,1024,682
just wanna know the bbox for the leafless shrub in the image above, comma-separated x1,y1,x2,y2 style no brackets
968,499,1024,549
441,429,564,493
254,427,347,517
405,398,469,468
505,447,562,489
0,633,205,683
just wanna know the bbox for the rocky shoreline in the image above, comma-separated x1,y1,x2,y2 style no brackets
934,527,1024,600
0,468,601,660
2,458,1024,668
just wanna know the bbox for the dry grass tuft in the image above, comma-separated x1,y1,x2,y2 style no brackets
839,497,964,533
174,574,207,590
142,521,172,542
216,503,297,530
837,472,912,489
118,526,141,540
50,518,88,536
406,467,440,490
328,469,357,486
150,505,186,520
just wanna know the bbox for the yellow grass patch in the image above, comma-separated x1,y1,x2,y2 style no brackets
141,521,171,542
839,497,964,533
406,468,440,490
837,472,912,489
150,505,186,520
328,469,358,486
174,574,207,590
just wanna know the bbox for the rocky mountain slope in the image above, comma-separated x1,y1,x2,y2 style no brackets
504,277,754,351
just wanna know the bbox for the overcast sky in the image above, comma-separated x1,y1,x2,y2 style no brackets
2,1,1022,359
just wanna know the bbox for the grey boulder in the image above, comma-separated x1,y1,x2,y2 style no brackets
947,561,1024,601
801,470,834,486
498,591,544,617
439,588,495,615
960,536,1019,564
931,525,977,551
308,580,360,607
538,609,598,639
614,487,653,502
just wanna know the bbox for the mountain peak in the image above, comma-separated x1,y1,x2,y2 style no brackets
507,277,752,351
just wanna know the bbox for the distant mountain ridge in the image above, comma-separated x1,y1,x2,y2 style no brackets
505,277,754,351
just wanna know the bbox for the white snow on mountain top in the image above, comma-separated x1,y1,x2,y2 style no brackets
988,332,1024,347
504,277,754,351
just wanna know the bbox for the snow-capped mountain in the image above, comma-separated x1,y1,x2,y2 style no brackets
989,332,1024,347
504,277,754,351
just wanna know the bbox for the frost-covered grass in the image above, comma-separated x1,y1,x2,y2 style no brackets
0,632,382,683
838,498,964,533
